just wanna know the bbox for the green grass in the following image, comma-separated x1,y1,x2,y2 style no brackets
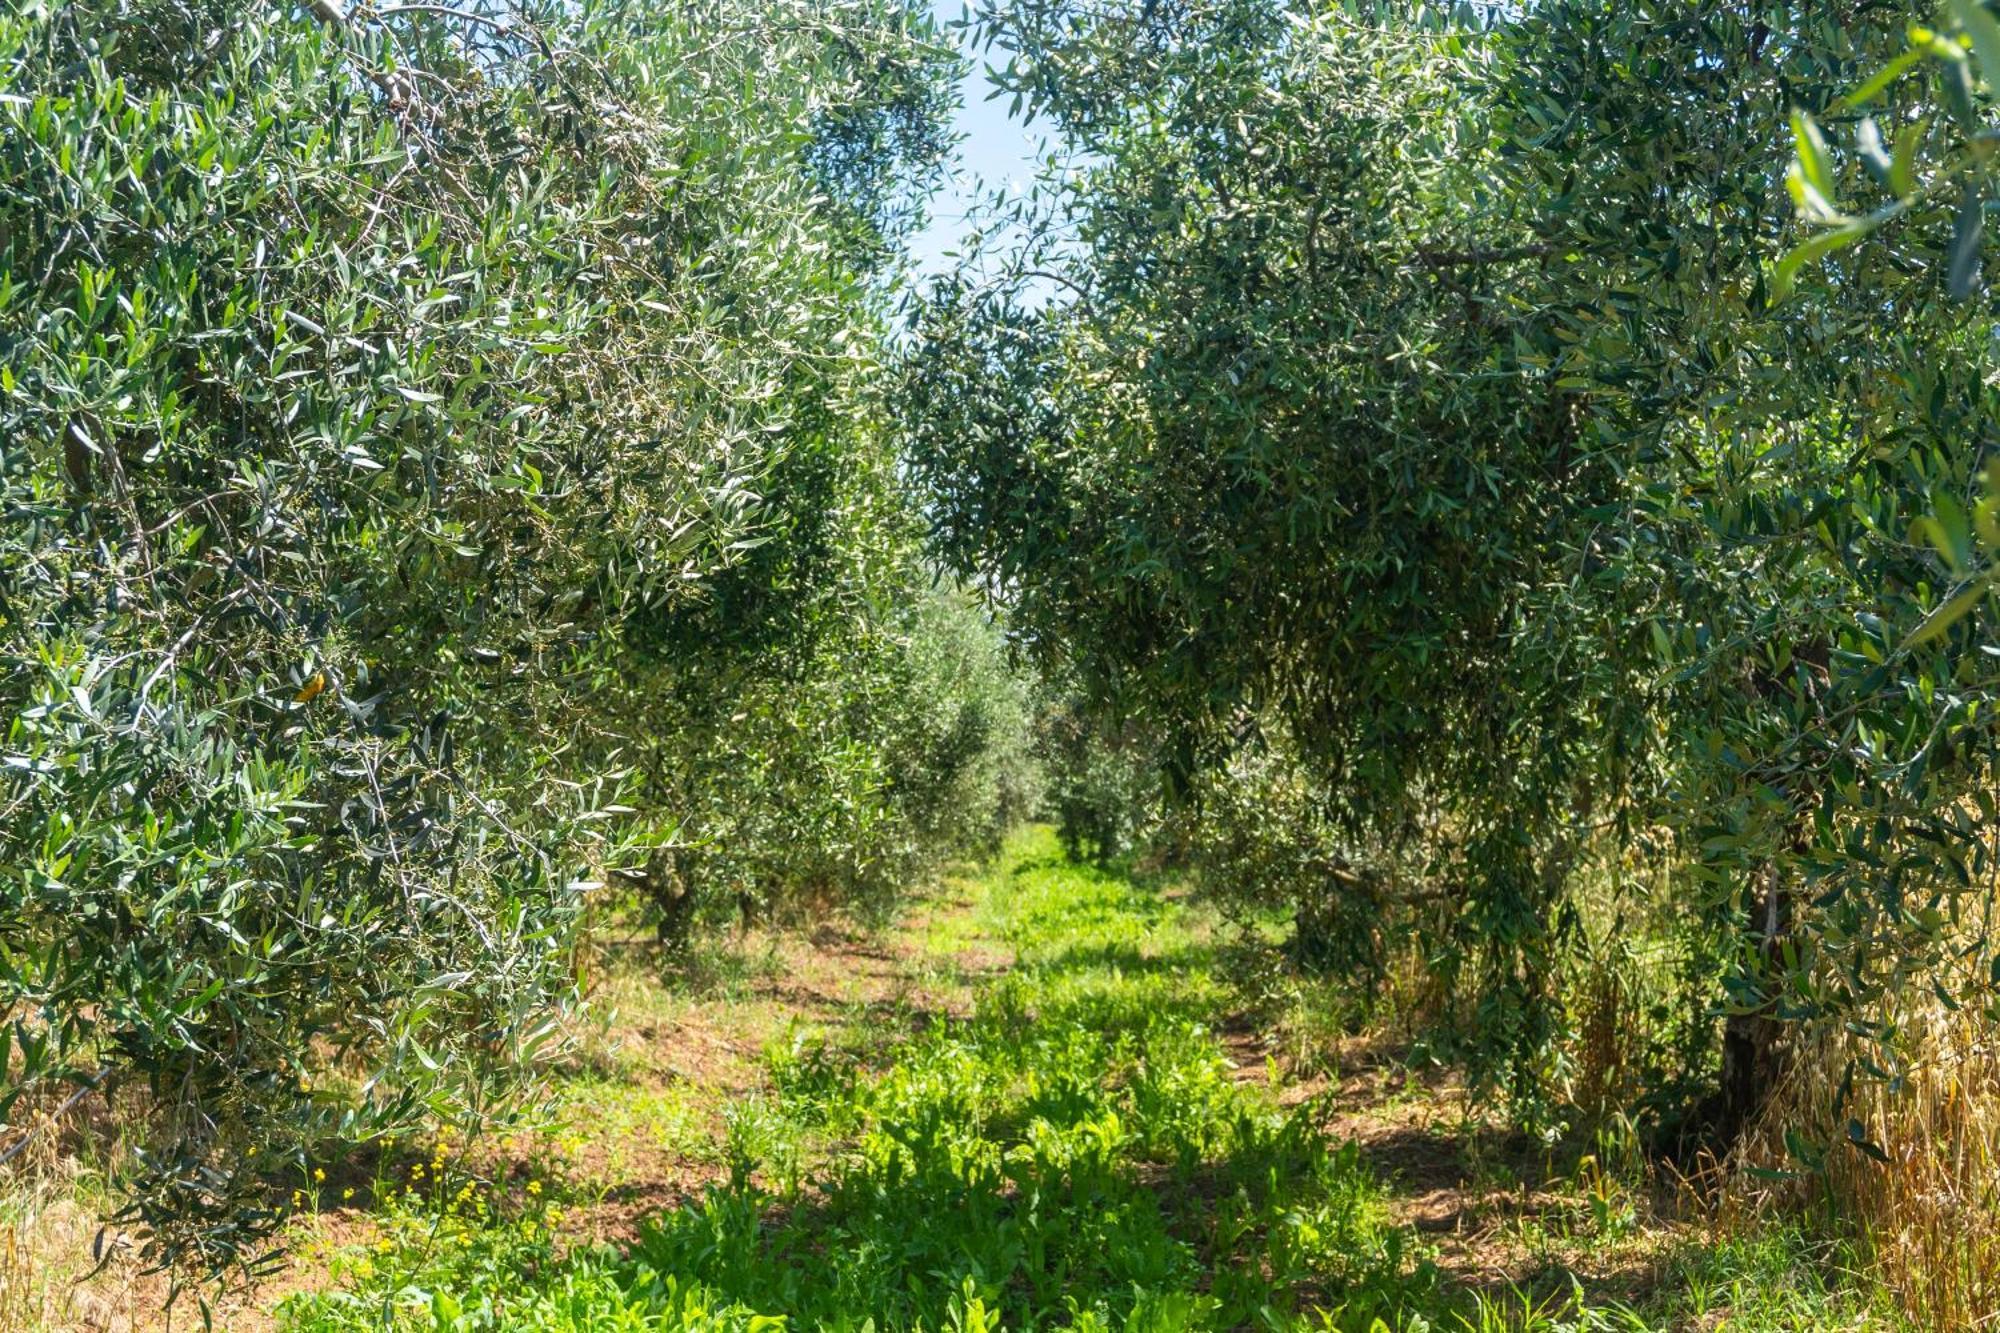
275,829,1899,1333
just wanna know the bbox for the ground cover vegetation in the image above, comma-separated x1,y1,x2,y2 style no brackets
277,832,1897,1333
10,0,2000,1328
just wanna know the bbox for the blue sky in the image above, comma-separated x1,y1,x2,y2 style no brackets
904,2,1052,279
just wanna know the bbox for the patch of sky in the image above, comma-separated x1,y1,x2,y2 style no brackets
903,2,1062,291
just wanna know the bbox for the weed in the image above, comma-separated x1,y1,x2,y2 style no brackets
277,830,1908,1333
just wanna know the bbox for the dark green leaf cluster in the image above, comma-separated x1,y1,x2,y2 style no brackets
902,0,2000,1142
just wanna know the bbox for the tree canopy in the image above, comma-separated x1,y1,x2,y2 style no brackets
0,0,1031,1276
903,0,2000,1141
15,0,2000,1288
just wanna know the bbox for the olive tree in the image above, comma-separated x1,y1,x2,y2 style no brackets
904,0,2000,1146
0,0,962,1276
903,0,1631,1114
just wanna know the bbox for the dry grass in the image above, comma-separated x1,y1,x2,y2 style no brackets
0,1168,160,1333
0,1076,164,1332
1735,996,2000,1332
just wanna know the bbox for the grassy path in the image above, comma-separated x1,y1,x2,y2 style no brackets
274,830,1886,1333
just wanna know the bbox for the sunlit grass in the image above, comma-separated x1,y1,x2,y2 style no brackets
276,829,1903,1333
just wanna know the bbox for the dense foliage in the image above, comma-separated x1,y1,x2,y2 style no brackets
638,586,1040,942
903,0,2000,1148
0,0,1033,1278
19,0,2000,1301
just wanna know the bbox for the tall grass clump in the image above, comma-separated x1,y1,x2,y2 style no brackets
1734,992,2000,1332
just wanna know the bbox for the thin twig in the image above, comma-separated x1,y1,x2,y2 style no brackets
0,1069,111,1168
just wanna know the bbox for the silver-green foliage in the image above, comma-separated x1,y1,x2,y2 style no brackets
0,0,967,1274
